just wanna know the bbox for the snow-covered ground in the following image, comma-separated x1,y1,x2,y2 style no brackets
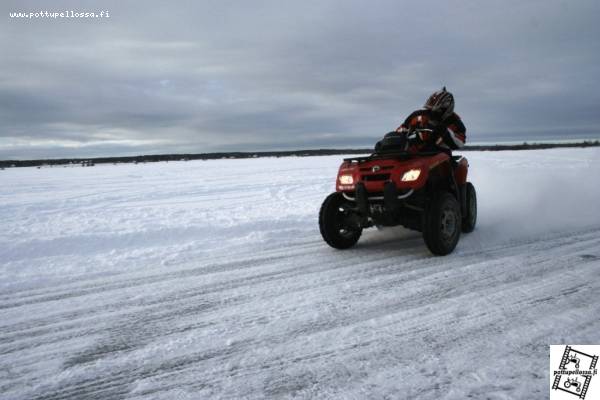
1,148,599,399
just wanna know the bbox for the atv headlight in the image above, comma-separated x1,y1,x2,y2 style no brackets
339,174,354,185
401,169,421,182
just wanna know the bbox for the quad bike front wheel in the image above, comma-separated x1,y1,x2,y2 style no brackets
462,182,477,233
423,192,461,255
319,192,362,249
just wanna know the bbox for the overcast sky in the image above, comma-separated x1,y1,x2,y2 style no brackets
1,0,599,159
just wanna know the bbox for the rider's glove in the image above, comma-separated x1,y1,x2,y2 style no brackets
406,132,421,147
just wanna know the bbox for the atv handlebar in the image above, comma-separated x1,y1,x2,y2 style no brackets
367,127,449,163
343,150,445,163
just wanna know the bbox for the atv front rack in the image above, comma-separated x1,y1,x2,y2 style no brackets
343,151,442,163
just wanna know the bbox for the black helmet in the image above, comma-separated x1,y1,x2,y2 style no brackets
424,87,454,120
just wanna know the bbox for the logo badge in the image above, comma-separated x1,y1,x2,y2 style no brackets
372,165,381,173
550,345,599,399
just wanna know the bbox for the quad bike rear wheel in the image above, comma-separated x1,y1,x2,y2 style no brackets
423,192,461,255
462,182,477,233
319,192,362,249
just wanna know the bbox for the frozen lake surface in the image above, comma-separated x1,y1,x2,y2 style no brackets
1,148,600,399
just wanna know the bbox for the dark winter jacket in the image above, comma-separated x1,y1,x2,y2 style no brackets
395,109,466,151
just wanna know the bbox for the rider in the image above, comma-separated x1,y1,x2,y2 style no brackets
380,87,466,153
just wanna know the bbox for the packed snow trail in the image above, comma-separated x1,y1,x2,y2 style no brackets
1,149,599,399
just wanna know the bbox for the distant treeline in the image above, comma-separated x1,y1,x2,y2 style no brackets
1,140,599,168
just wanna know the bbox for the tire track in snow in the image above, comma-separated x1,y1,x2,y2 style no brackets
3,152,600,399
3,227,600,399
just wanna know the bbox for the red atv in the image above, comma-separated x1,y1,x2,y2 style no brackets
319,129,477,255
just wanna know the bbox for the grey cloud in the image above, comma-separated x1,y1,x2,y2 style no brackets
1,0,599,159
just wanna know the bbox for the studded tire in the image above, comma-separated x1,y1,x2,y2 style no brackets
462,182,477,233
319,192,362,249
423,192,461,256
